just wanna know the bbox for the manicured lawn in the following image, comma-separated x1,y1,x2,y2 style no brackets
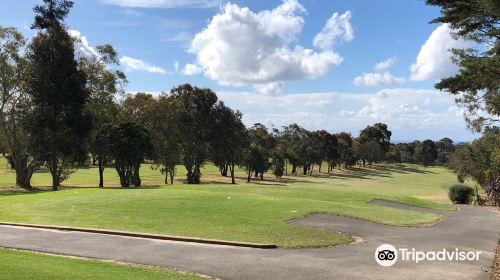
0,248,206,280
0,159,458,248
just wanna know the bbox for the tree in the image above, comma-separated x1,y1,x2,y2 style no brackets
79,43,126,187
426,0,499,131
435,137,455,166
210,102,247,184
336,132,355,169
243,123,273,182
149,95,181,185
359,123,392,154
357,140,384,167
386,145,402,165
0,27,40,189
415,140,438,167
170,84,217,184
105,122,152,188
317,130,339,173
25,0,91,190
448,128,500,205
271,140,286,178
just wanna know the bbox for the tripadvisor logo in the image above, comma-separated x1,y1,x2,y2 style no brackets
375,244,482,267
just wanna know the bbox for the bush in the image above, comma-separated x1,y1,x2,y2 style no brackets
448,184,474,204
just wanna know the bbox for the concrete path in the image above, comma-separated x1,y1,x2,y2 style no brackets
0,201,498,280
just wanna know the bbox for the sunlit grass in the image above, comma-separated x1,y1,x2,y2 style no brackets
0,157,458,248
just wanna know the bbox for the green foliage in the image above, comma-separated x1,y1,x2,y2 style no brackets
0,27,39,189
415,140,438,167
170,84,218,184
244,123,273,181
359,123,392,153
209,102,247,184
336,132,355,168
32,0,74,30
149,95,182,185
448,184,474,204
105,122,152,188
25,20,91,190
448,128,500,204
426,0,499,131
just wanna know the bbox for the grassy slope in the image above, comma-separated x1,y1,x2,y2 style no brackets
0,159,458,248
0,248,205,280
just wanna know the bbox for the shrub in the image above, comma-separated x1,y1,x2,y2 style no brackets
448,184,474,204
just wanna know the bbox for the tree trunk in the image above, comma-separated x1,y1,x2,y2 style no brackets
247,171,251,182
164,171,169,184
49,160,59,191
318,163,322,173
169,170,174,185
303,165,308,175
98,157,104,187
15,165,34,190
260,173,263,180
230,164,236,184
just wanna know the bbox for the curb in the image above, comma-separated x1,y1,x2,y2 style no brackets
0,222,277,249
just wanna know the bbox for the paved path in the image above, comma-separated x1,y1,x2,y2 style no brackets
0,201,498,280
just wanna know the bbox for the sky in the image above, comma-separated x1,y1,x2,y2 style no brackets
0,0,478,142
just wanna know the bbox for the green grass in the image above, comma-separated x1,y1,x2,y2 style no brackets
0,159,458,248
0,247,206,280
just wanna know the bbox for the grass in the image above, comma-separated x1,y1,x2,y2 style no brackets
0,247,207,280
0,158,458,248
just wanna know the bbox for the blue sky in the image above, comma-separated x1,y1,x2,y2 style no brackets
0,0,477,142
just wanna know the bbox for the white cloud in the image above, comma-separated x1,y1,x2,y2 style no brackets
353,72,406,87
102,0,219,8
188,0,349,95
120,56,166,74
410,24,475,81
313,11,353,50
182,63,202,75
165,32,192,44
68,30,98,58
174,61,180,72
217,88,475,141
374,57,395,71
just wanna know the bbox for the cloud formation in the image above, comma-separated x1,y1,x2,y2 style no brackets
217,88,473,141
410,24,474,81
102,0,219,8
353,57,405,87
68,30,98,58
373,57,395,71
186,0,352,94
353,72,406,87
313,11,353,50
120,56,167,74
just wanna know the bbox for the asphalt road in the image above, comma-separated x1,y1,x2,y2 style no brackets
0,201,498,280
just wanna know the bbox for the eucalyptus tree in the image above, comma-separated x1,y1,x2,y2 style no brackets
170,84,218,184
0,27,39,189
415,140,438,167
243,123,273,182
78,43,126,187
105,122,152,187
25,0,91,190
149,94,182,185
210,102,247,184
